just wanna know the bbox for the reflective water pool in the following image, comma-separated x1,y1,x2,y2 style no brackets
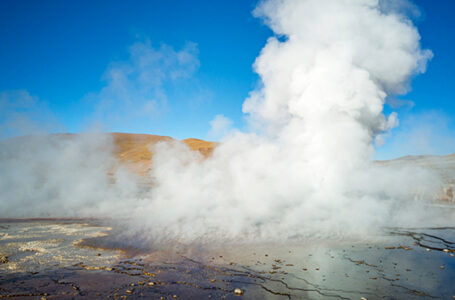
1,220,454,299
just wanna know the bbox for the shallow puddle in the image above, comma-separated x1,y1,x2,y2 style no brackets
1,220,454,299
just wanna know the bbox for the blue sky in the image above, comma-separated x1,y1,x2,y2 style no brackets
0,0,454,159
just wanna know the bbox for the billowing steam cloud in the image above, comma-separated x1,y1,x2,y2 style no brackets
0,0,445,243
143,0,438,241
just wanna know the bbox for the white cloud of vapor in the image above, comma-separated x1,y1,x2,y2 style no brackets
86,40,200,128
208,114,233,140
377,110,455,160
143,0,441,241
0,90,61,140
0,0,449,245
0,133,142,217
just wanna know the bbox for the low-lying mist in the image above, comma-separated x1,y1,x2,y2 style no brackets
0,0,450,244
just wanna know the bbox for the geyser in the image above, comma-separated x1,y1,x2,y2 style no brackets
0,0,444,243
144,0,438,241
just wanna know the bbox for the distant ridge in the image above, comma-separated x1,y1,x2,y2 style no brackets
111,132,216,174
1,132,216,176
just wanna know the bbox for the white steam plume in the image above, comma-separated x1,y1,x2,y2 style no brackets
0,133,142,217
0,0,445,243
143,0,438,241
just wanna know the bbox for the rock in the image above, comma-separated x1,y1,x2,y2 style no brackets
0,255,8,264
234,288,243,296
398,246,412,250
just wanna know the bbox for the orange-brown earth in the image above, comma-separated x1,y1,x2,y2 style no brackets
111,132,216,175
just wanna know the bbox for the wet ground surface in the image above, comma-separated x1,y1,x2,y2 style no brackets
1,220,455,299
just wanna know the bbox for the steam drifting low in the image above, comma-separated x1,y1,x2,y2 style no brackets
0,0,445,243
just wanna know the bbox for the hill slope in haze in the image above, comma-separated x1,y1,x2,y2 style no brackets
379,154,455,203
113,132,455,203
111,132,216,175
3,132,454,203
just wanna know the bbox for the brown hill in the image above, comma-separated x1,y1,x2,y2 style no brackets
3,132,215,176
111,133,216,175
